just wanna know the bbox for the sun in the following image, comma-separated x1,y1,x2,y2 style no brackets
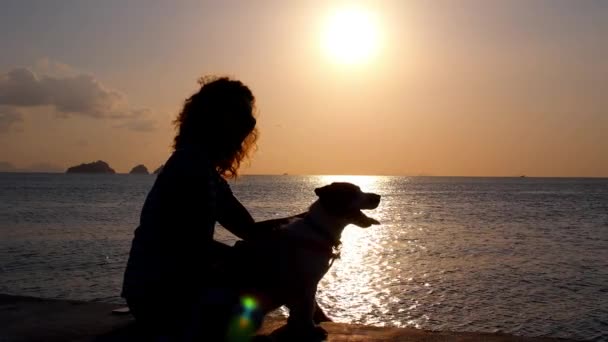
322,7,381,66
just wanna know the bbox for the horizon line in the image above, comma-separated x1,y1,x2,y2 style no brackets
0,171,607,179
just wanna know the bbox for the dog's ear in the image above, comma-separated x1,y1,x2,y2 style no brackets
315,183,355,215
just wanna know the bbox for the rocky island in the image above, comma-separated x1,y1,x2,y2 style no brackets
66,160,115,174
129,164,149,175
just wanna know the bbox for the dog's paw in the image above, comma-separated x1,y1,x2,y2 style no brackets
313,308,332,324
310,326,328,340
271,325,328,342
293,326,327,342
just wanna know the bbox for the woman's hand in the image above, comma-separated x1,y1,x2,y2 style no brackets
247,213,307,240
217,189,305,240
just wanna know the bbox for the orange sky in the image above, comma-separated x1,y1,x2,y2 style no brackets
0,1,606,176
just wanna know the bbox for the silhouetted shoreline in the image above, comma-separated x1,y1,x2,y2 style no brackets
0,294,576,341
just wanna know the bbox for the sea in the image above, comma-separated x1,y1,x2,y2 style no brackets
0,173,607,341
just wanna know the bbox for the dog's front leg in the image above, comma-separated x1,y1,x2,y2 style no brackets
285,285,328,341
313,300,332,323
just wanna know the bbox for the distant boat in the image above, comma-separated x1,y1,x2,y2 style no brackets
520,175,526,178
282,172,289,176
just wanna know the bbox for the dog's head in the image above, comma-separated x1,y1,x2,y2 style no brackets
314,182,381,228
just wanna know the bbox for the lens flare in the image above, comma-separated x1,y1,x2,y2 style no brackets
242,296,257,311
227,295,261,342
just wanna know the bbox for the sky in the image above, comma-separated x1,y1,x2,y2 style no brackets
0,0,606,177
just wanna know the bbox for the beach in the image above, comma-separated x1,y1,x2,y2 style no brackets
0,294,576,341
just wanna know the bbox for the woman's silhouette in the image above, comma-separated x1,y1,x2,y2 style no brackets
122,76,280,339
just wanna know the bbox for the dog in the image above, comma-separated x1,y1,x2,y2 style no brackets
231,182,381,341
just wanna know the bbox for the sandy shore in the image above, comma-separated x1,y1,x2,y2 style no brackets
0,294,576,341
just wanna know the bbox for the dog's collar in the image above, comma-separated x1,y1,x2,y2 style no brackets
303,215,340,248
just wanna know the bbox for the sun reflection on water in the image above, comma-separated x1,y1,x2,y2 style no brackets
313,175,385,192
311,175,406,325
288,175,435,329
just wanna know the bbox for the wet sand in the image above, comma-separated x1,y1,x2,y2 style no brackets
0,294,576,341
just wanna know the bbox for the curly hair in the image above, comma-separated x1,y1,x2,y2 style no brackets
173,76,258,178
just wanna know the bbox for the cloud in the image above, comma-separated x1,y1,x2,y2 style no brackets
115,118,158,132
0,67,124,118
0,63,156,132
33,58,80,78
0,106,24,133
113,108,158,132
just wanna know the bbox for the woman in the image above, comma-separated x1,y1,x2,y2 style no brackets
122,76,279,339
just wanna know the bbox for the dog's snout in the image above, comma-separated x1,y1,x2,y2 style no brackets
370,194,381,206
361,193,381,209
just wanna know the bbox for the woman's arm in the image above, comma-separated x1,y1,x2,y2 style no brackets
217,190,306,241
250,212,306,234
216,191,255,240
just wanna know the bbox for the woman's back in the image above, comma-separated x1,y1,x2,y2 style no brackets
122,149,231,300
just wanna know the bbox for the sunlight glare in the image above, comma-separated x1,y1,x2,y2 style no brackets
322,6,381,66
316,175,381,192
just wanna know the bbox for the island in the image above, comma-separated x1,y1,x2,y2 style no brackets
66,160,116,174
153,165,164,175
129,164,149,175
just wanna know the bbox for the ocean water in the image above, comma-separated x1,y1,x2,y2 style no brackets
0,173,607,341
